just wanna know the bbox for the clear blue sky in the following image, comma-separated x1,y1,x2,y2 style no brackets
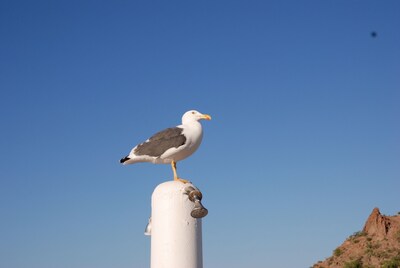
1,1,399,267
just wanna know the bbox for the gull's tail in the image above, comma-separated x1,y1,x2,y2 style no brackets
120,156,131,164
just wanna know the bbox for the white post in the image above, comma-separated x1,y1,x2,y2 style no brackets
149,181,203,268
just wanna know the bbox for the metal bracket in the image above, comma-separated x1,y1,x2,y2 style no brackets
144,217,152,236
184,186,208,218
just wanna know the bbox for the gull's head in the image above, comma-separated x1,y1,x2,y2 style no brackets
182,110,212,124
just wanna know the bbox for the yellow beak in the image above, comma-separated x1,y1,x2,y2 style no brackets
202,114,212,120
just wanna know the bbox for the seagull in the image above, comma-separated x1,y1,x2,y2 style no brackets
120,110,211,183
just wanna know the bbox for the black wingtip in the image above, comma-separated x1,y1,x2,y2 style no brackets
120,156,130,164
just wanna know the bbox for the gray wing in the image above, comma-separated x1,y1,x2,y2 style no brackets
133,127,186,157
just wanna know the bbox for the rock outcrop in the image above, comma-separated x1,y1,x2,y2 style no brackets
312,208,400,268
363,207,392,240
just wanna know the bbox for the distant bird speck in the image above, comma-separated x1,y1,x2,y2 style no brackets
371,31,377,38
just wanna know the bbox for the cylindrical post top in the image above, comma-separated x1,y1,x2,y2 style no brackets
153,180,189,197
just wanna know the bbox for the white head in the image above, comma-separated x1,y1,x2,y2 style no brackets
182,110,212,124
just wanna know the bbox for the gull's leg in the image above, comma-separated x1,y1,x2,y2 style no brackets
171,161,188,183
171,161,178,180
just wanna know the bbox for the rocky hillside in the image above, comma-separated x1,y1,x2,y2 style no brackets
312,208,400,268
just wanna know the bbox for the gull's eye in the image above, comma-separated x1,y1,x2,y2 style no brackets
192,111,195,114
